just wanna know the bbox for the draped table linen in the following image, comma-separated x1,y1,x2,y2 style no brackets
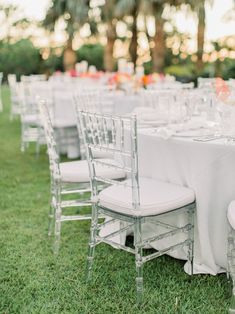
101,129,235,275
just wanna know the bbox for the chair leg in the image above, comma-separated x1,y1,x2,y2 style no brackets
36,141,40,158
86,204,98,282
187,207,194,275
134,218,144,305
48,199,55,237
54,206,62,254
53,188,62,254
21,135,26,152
21,126,29,153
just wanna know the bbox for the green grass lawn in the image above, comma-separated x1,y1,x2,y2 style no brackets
0,86,230,313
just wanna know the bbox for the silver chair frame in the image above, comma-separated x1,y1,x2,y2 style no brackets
78,110,195,304
38,100,92,253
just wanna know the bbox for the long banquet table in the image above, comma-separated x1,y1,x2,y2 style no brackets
101,128,235,275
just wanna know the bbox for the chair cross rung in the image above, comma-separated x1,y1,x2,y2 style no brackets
142,239,190,264
141,224,192,247
102,223,133,241
96,236,135,254
61,199,92,208
60,214,92,221
61,188,91,195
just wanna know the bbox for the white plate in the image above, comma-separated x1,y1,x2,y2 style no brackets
173,128,215,138
138,120,167,127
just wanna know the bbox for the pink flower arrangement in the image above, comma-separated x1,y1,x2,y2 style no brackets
215,77,231,101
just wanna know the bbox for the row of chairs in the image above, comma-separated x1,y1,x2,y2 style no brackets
7,75,115,157
6,76,235,309
37,91,196,305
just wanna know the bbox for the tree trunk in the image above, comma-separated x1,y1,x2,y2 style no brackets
197,1,206,73
63,37,77,71
129,9,138,65
152,13,165,73
104,21,116,72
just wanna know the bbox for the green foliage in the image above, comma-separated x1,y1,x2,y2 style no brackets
165,64,196,82
0,86,231,313
143,60,153,75
42,52,63,75
77,44,104,71
0,39,41,80
43,0,89,38
222,58,235,80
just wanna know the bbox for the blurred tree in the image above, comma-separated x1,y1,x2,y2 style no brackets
43,0,89,70
188,0,214,73
0,4,31,43
150,1,166,73
0,39,41,80
146,0,185,73
100,0,118,71
115,0,142,65
223,2,235,22
42,50,63,75
77,43,104,70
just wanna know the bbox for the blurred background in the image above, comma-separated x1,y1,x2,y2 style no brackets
0,0,234,83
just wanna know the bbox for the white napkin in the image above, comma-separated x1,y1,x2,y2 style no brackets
154,127,174,139
153,119,211,139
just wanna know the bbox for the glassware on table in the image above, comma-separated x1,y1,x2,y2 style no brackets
217,103,235,143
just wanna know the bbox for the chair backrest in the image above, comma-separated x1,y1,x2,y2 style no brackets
38,99,60,181
21,74,47,83
8,75,21,111
74,88,114,113
19,82,38,118
8,74,17,86
53,90,77,126
73,89,114,158
73,89,101,113
77,110,140,210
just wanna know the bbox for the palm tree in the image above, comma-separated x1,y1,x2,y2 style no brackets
115,0,142,65
188,0,213,73
0,4,31,43
146,0,185,73
43,0,89,71
149,1,166,72
101,0,118,71
196,0,206,72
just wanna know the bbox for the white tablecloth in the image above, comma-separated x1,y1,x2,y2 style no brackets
101,130,235,275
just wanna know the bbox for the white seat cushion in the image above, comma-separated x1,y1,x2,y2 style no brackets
21,114,39,125
99,177,195,217
59,159,126,183
228,201,235,229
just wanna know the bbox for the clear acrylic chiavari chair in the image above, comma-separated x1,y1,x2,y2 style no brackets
8,74,21,120
38,99,126,254
73,89,113,159
19,81,45,154
78,110,196,304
